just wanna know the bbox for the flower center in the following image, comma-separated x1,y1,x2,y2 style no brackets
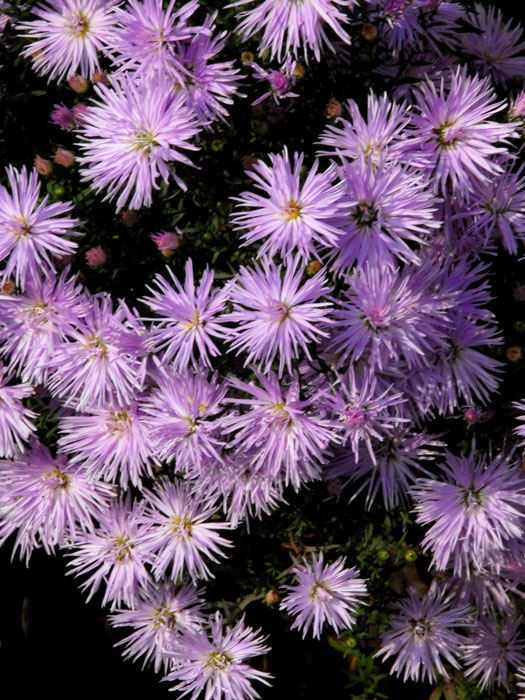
364,303,391,329
205,651,232,671
12,217,31,239
411,617,433,638
283,200,302,221
133,128,159,154
182,309,202,332
112,536,134,562
67,12,91,38
433,120,462,148
84,335,108,358
170,515,194,537
152,605,178,629
353,201,379,229
43,467,70,490
108,410,132,434
310,582,331,602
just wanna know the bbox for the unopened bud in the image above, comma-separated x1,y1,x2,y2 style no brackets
68,75,89,94
307,260,322,275
325,97,342,118
122,210,139,226
93,71,110,85
507,346,522,362
2,279,16,294
361,22,378,41
34,155,53,177
54,148,75,168
242,155,258,172
241,51,254,63
292,63,305,79
85,245,107,268
265,590,280,605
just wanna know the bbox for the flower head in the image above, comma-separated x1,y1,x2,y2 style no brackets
232,148,346,261
166,612,272,700
0,369,36,458
280,552,367,639
226,255,333,376
376,582,469,683
0,165,82,289
18,0,119,82
412,451,525,577
142,259,229,370
76,77,200,211
231,0,355,62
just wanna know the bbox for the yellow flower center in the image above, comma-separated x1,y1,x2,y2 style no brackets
67,12,91,39
283,200,302,221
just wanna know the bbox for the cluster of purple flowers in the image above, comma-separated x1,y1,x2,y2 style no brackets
2,0,525,697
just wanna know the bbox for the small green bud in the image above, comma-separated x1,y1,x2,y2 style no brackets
404,549,418,562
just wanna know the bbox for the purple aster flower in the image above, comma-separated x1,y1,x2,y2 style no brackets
317,91,412,166
280,552,367,639
111,0,199,83
47,293,145,410
142,366,227,472
141,479,231,583
232,148,346,261
0,441,114,562
328,366,407,464
250,56,298,105
166,611,272,700
50,102,76,130
330,158,439,272
76,77,200,211
460,161,525,255
0,165,82,289
141,259,229,371
412,451,525,577
0,267,87,384
463,617,525,692
18,0,119,82
226,255,333,376
231,0,355,62
376,582,469,683
328,263,446,372
0,369,36,458
424,313,502,415
67,496,152,609
409,66,517,199
57,394,156,489
174,13,243,125
109,582,205,673
223,371,338,491
462,4,525,87
328,428,441,510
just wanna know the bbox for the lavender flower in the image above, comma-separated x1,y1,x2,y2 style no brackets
317,92,411,165
141,479,231,582
412,451,525,577
226,255,333,376
174,13,243,125
410,66,517,198
463,4,525,87
47,294,144,410
18,0,118,82
376,582,469,683
280,552,367,639
110,582,205,672
463,617,525,691
330,158,439,272
142,367,227,472
232,148,346,261
166,612,272,700
111,0,199,83
0,369,36,458
0,441,113,562
57,395,156,489
232,0,354,62
250,57,298,105
223,371,337,491
0,166,81,289
142,259,229,371
67,497,152,609
76,77,200,211
0,268,87,384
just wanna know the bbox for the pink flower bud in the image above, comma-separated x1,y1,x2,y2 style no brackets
68,75,89,94
325,97,342,118
151,230,181,257
85,245,107,268
54,148,75,168
34,155,53,177
50,103,76,131
265,590,280,605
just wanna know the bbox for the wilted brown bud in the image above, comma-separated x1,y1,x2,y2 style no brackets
68,75,89,94
54,148,75,168
34,155,53,177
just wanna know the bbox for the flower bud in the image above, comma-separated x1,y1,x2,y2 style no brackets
85,245,107,268
151,230,181,257
265,590,280,605
54,148,75,168
34,155,53,177
68,75,89,94
122,210,139,226
361,22,378,40
325,97,342,118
